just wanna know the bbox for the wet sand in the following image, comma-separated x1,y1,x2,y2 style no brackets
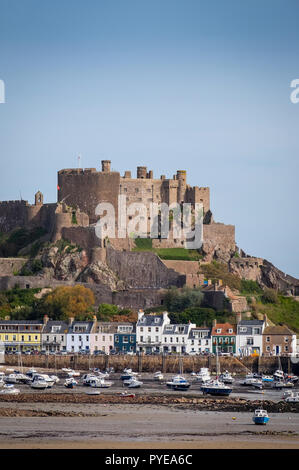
0,404,299,449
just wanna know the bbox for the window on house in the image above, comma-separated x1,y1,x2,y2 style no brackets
148,327,151,332
123,336,128,343
285,337,289,343
115,336,119,343
253,328,260,334
247,337,254,345
155,327,159,332
266,336,270,342
285,346,289,352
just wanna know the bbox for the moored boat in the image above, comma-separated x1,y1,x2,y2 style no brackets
166,375,191,391
201,379,232,396
252,409,269,425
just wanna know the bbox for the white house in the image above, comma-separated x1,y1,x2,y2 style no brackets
136,310,170,353
236,319,265,357
186,327,212,354
41,319,68,352
66,319,95,353
162,323,196,354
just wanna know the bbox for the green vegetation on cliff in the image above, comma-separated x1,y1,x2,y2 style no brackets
0,227,47,257
133,238,202,260
198,261,241,290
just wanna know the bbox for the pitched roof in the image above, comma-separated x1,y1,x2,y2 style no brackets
42,321,69,334
137,314,165,327
263,325,296,336
212,323,236,336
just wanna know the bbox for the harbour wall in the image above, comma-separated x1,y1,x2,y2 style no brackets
4,355,299,375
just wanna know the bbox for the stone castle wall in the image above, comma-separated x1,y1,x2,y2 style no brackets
105,247,186,289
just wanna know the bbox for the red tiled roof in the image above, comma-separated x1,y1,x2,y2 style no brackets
212,323,236,336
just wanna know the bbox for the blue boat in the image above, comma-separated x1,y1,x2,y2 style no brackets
252,409,269,425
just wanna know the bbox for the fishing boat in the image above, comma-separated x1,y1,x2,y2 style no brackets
166,375,191,391
123,377,143,388
219,370,234,384
252,409,269,425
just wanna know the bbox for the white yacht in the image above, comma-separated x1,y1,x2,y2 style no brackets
90,378,114,388
123,377,143,388
0,384,20,395
284,392,299,403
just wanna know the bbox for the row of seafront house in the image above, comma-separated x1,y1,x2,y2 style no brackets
0,311,297,357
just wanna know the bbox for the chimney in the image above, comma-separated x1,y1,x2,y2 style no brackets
69,316,74,325
124,171,131,178
236,313,242,324
138,309,144,321
213,319,217,328
43,315,49,325
93,315,97,322
263,314,268,326
163,311,169,323
4,315,10,321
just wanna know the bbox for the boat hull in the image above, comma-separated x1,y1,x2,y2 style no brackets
201,386,232,396
253,417,269,425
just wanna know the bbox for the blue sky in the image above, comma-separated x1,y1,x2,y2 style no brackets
0,0,298,277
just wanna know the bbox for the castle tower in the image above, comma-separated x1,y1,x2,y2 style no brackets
177,170,187,203
35,191,43,205
137,166,147,179
101,160,111,172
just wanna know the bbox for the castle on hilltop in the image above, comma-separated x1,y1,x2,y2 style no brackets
0,160,236,260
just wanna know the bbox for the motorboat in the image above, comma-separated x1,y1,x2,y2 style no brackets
251,379,263,390
0,384,20,395
81,374,99,386
85,388,101,395
26,368,38,378
166,375,191,391
153,371,164,381
252,409,269,425
120,369,139,380
284,374,298,383
262,375,274,382
49,375,60,384
90,378,114,388
200,379,232,396
219,370,234,384
284,392,299,403
30,375,55,389
123,377,143,388
273,369,285,381
64,378,78,388
195,368,211,384
62,368,80,378
272,380,294,389
4,373,19,384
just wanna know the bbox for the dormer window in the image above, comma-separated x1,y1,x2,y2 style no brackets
228,329,233,334
239,327,247,333
216,329,221,334
154,317,159,323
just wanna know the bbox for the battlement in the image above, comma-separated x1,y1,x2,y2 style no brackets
0,200,28,206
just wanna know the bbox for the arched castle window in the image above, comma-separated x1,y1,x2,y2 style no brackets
35,191,43,205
